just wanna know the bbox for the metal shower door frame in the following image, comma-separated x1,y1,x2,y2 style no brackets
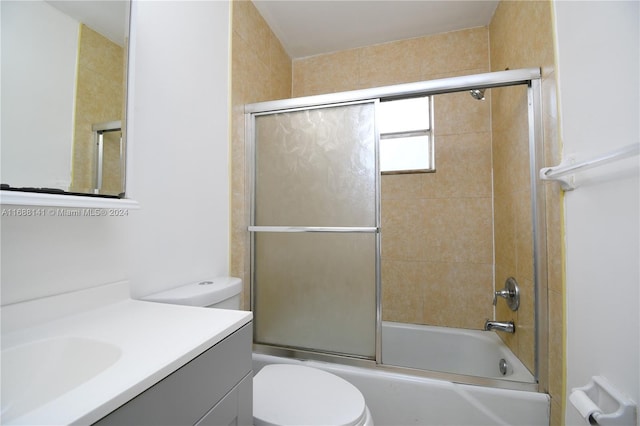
245,67,547,393
92,120,123,195
247,99,382,360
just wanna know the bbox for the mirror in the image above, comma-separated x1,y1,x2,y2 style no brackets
1,0,129,198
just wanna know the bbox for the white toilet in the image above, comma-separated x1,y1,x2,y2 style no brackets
143,277,374,426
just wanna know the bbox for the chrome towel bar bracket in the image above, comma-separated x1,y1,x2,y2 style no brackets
540,143,639,191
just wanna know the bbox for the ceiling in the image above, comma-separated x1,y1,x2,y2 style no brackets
46,1,127,46
44,1,499,59
252,0,500,59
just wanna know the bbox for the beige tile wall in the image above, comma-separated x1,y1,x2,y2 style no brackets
382,96,494,329
490,1,564,424
70,24,124,194
292,27,489,96
230,0,292,309
491,83,536,368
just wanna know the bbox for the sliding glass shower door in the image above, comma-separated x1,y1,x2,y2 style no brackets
250,101,378,359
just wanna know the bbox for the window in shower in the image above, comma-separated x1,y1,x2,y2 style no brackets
379,96,434,174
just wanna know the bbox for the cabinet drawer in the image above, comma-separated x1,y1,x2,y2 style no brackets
195,372,252,426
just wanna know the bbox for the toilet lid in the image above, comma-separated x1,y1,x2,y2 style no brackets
253,364,367,426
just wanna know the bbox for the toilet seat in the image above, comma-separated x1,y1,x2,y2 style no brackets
253,364,370,426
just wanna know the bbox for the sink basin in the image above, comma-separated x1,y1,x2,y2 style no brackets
1,336,122,423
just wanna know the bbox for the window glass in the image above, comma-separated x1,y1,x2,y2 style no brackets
379,96,433,173
380,135,431,172
378,97,430,134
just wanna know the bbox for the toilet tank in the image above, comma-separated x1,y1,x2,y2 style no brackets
142,277,242,310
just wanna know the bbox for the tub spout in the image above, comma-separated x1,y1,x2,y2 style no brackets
484,320,515,333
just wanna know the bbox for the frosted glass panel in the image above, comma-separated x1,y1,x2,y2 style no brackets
252,101,377,358
254,232,376,358
254,103,376,227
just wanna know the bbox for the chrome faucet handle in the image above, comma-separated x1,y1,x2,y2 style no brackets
493,288,510,305
492,277,520,311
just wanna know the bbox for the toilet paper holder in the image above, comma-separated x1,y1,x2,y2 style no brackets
569,376,636,425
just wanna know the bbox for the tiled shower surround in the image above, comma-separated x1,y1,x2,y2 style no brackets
70,25,124,194
231,1,563,423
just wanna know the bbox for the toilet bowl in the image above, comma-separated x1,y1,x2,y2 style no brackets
143,278,374,426
254,364,373,426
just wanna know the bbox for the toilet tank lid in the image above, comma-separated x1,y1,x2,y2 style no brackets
142,277,242,307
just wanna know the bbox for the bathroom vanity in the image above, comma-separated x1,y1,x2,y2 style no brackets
0,282,253,425
95,324,252,425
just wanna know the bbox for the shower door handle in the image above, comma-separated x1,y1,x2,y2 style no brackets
248,226,379,233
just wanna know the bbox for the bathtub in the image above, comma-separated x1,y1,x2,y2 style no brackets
381,321,535,383
253,352,549,426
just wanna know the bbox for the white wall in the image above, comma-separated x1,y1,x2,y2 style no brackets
553,1,639,425
126,0,231,298
0,214,130,305
1,3,128,306
1,1,232,306
1,0,77,190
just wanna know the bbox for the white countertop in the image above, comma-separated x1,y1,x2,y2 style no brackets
0,282,252,425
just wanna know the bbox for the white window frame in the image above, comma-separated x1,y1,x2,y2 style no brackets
379,96,435,174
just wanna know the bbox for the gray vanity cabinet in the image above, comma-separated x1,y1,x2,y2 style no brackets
94,323,253,426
